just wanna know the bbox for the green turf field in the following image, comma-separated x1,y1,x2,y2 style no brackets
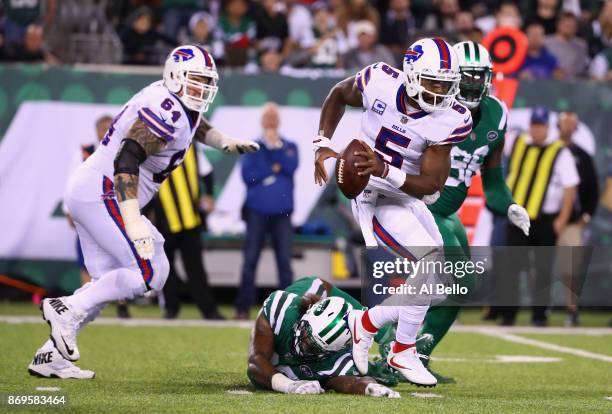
1,304,611,413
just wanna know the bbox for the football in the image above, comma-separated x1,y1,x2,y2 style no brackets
335,139,370,199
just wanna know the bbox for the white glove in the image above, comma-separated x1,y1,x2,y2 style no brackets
119,199,154,260
287,380,325,395
508,203,530,236
365,383,401,399
204,128,260,154
222,138,260,154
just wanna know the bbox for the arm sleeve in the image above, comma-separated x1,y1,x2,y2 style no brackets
482,165,515,215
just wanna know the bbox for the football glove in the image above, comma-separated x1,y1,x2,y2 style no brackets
287,380,325,395
222,138,260,154
365,383,401,399
508,203,530,236
204,128,260,154
119,199,154,260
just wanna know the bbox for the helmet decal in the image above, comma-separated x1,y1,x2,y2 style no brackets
193,45,213,68
172,48,195,62
432,37,452,69
404,44,424,64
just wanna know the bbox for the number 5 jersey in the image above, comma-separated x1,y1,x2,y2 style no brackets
355,62,473,198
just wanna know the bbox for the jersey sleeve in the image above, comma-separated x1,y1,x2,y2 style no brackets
435,103,473,146
355,62,400,110
262,290,299,335
487,95,509,151
135,89,185,141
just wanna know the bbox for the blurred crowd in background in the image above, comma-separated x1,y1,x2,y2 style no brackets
1,0,612,79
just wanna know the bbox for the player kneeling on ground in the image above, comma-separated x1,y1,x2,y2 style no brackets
247,277,399,397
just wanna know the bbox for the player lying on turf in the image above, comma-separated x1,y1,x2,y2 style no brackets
28,45,259,379
314,38,471,386
417,41,530,383
247,277,400,397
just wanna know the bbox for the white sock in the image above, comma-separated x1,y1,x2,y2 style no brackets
396,305,429,344
67,268,146,314
366,306,400,328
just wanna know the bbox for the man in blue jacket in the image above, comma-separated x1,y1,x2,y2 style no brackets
236,103,299,319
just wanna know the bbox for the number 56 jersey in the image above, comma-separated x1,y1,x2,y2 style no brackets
355,62,472,197
82,80,200,206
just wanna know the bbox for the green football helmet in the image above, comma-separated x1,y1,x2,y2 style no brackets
292,297,353,362
453,41,493,109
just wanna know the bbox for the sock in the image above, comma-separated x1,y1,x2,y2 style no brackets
361,310,379,334
67,268,146,314
366,306,400,329
396,305,429,344
417,306,460,357
392,341,415,353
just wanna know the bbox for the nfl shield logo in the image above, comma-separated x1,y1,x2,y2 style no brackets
400,116,408,124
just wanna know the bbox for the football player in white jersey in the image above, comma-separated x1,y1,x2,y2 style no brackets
313,38,471,386
27,45,259,379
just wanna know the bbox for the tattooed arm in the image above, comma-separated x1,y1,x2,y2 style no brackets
193,117,260,154
114,119,167,202
113,119,167,260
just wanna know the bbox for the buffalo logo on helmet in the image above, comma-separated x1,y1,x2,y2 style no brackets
404,45,424,64
172,48,195,62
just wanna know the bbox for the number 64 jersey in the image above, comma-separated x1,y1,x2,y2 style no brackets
82,80,199,206
355,62,472,198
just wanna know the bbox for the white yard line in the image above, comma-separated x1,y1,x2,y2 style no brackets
0,315,254,328
479,330,612,363
1,315,612,335
3,315,611,363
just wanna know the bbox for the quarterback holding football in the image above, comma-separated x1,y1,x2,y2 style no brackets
314,37,472,386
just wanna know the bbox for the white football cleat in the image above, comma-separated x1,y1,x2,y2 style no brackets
41,298,84,362
28,348,95,379
387,343,437,387
347,309,375,375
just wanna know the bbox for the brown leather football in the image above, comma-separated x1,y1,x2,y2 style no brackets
335,139,370,199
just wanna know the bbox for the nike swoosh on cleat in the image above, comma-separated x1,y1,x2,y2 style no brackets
60,335,74,356
353,319,361,344
389,356,411,370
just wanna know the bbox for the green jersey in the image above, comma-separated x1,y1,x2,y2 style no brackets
261,277,360,381
428,95,508,217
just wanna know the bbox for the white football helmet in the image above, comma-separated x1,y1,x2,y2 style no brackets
293,297,353,361
403,38,461,112
453,41,493,109
163,45,219,114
